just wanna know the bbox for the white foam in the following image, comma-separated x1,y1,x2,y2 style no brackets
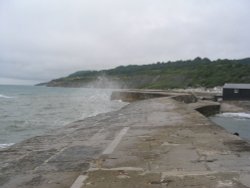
217,112,250,119
0,143,14,149
0,94,13,99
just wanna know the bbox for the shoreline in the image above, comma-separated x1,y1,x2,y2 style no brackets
1,90,250,187
220,100,250,113
0,87,128,150
1,89,249,150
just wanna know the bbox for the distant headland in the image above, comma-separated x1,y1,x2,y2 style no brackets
37,57,250,89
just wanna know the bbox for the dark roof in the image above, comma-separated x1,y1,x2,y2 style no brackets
223,83,250,89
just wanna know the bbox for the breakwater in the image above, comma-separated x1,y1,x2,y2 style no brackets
1,90,250,188
111,90,220,116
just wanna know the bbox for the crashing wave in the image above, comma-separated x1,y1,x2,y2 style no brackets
0,94,13,99
217,112,250,119
0,143,14,149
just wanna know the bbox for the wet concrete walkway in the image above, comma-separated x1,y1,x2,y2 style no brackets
1,97,250,187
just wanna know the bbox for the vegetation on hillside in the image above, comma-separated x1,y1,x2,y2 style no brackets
42,57,250,89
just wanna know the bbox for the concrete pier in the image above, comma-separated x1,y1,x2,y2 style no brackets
1,91,250,187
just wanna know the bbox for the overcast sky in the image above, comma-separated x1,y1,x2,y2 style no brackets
0,0,250,85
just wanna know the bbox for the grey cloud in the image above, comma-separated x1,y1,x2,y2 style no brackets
0,0,250,84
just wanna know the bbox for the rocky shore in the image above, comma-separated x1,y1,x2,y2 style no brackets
1,90,250,188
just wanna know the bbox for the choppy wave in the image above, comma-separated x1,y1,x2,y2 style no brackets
217,112,250,119
0,94,13,99
0,143,14,149
0,86,127,148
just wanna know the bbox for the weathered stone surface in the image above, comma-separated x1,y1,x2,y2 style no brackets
1,94,250,188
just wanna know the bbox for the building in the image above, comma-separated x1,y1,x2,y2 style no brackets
223,83,250,100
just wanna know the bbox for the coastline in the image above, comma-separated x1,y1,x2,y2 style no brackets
220,101,250,113
1,90,250,187
0,86,127,149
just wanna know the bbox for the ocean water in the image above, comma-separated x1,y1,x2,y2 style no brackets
210,112,250,141
0,85,127,148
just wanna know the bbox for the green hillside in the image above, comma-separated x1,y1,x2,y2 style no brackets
42,57,250,89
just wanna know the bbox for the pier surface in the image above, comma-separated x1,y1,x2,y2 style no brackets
1,92,250,187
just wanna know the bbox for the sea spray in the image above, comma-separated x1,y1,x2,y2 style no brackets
0,85,127,148
86,75,126,89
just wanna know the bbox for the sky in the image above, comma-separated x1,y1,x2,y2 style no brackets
0,0,250,85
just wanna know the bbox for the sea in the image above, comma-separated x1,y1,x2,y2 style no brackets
210,112,250,141
0,85,127,148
